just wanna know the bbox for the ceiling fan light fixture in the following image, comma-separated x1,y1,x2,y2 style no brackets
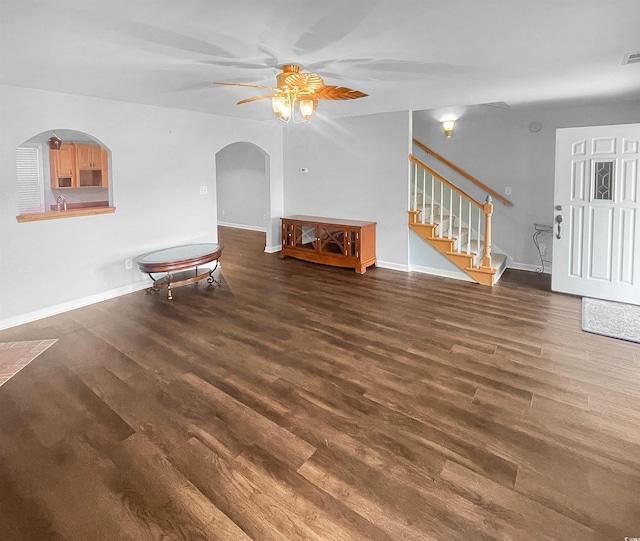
299,99,315,121
272,96,291,122
272,95,288,114
215,64,366,124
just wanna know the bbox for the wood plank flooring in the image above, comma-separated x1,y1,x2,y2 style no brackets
1,226,639,540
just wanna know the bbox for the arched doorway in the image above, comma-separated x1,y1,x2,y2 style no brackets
215,142,270,250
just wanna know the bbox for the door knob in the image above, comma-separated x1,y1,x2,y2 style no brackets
555,214,563,239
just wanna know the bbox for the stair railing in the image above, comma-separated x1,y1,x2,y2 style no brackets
410,154,493,268
413,138,513,207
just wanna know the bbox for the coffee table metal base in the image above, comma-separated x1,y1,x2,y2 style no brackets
147,260,221,300
135,243,223,300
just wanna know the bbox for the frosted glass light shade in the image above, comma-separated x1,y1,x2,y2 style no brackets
299,99,315,120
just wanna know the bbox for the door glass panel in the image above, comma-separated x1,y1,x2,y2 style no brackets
319,227,345,255
294,225,316,251
349,231,358,257
593,161,614,201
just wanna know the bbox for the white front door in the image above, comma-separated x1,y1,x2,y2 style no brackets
552,123,640,304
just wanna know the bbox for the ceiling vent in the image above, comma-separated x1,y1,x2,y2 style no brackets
622,51,640,65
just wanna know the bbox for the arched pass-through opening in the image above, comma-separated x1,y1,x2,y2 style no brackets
16,128,112,218
215,141,270,251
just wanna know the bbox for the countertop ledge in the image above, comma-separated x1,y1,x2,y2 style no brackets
16,207,116,223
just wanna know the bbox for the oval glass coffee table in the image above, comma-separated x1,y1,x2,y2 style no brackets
135,243,223,300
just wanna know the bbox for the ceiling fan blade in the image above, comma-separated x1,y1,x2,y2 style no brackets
313,86,368,100
237,94,277,105
213,81,278,91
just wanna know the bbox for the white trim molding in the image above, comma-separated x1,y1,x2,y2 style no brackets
377,260,410,272
409,264,474,282
264,245,282,254
507,260,552,274
218,222,267,232
0,281,150,331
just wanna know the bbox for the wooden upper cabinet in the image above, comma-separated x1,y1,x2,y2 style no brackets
76,143,103,170
50,142,108,188
50,142,77,188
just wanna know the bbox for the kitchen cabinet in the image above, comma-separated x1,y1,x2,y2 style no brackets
49,143,77,188
49,142,108,188
76,143,108,187
281,215,377,273
76,144,104,170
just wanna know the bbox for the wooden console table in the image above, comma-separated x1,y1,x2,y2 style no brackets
280,215,376,273
135,243,223,300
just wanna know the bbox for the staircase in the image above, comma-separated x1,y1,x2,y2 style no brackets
409,147,509,286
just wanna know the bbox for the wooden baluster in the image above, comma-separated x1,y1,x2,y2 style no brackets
467,200,472,254
439,180,444,238
457,193,462,253
448,186,452,239
430,174,435,225
477,206,481,267
482,195,493,268
413,163,418,211
422,169,426,224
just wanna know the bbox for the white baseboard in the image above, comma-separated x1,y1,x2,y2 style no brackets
218,222,267,233
409,264,474,282
0,281,150,331
376,261,410,272
508,260,552,274
264,245,282,254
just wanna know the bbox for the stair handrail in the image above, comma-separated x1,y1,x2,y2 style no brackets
409,154,482,208
413,138,513,207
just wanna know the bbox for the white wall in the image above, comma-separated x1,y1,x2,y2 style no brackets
216,142,269,231
0,84,283,327
283,111,411,269
412,97,640,268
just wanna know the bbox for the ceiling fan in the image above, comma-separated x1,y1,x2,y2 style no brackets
214,64,368,123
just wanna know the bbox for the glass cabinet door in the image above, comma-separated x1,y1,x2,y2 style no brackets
348,229,359,257
319,227,347,255
293,224,317,251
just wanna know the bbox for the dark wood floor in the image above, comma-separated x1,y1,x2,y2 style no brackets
1,226,639,541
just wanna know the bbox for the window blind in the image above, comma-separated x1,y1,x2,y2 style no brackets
16,145,44,214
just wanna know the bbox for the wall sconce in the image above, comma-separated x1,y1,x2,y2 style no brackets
442,120,456,138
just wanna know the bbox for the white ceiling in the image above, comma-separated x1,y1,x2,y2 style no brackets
2,0,639,121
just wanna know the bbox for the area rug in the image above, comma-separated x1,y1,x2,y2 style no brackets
582,298,640,343
0,339,57,387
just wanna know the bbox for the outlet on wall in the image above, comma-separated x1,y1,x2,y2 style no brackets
505,186,512,196
199,186,208,195
125,258,133,270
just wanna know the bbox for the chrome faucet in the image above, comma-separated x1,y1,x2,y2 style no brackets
56,195,67,212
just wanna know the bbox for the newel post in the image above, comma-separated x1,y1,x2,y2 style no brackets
482,195,493,268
